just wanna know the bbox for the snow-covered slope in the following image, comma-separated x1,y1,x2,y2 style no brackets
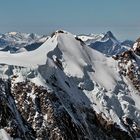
78,33,104,44
0,30,139,140
78,31,134,56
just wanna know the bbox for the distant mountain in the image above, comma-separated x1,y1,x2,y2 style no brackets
78,31,135,56
0,32,48,53
0,30,139,139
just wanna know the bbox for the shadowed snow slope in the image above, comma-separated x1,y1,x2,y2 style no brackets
0,30,139,140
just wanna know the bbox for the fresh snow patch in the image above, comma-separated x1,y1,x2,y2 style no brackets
0,129,12,140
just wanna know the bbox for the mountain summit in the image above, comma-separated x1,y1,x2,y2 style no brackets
78,31,134,56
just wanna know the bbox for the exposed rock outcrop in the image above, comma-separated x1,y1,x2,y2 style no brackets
0,78,137,139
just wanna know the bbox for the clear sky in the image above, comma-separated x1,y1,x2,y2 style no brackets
0,0,140,40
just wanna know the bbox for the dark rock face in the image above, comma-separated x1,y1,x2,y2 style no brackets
0,78,137,140
134,40,140,56
113,42,140,93
11,81,84,140
0,79,35,140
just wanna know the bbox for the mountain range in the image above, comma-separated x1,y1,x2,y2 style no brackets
78,31,134,56
0,30,139,140
0,32,48,53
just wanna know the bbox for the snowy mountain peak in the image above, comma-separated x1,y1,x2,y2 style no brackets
51,30,67,36
136,37,140,42
5,31,41,41
101,31,118,44
105,31,116,39
8,31,18,35
79,31,134,56
0,30,139,139
133,37,140,55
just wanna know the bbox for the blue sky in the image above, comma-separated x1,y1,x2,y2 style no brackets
0,0,140,40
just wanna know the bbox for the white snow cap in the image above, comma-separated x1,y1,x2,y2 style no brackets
133,42,138,51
